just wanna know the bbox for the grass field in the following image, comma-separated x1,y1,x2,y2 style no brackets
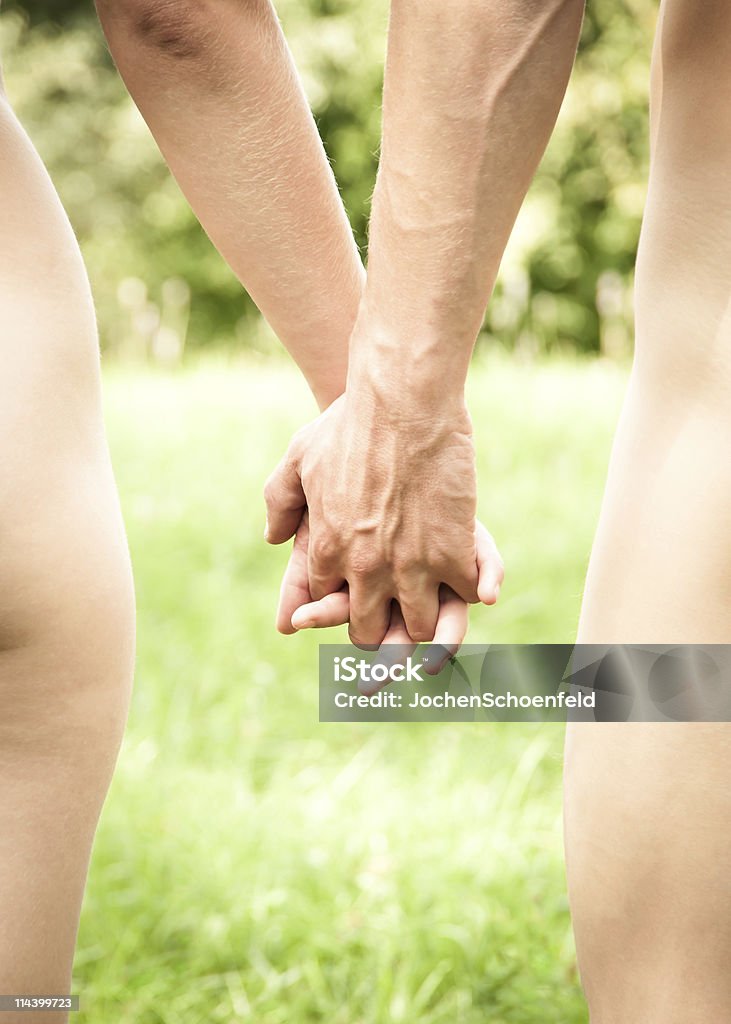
75,354,628,1023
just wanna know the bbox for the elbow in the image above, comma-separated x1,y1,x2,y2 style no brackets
95,0,209,60
95,0,270,61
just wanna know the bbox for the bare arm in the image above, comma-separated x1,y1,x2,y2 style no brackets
354,0,584,394
96,0,496,655
95,0,363,410
265,0,584,645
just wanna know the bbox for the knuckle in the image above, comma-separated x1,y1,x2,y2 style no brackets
425,545,469,579
310,532,339,569
392,552,423,579
290,424,311,458
263,474,282,509
348,550,382,580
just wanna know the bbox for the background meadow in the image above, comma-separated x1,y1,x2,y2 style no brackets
76,356,626,1023
0,2,650,1020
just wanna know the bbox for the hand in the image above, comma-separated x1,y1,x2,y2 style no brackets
264,385,502,647
276,515,503,683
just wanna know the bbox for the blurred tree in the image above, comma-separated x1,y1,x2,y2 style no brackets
0,0,654,358
3,0,88,25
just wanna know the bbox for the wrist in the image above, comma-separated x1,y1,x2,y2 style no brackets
346,307,470,419
345,357,471,440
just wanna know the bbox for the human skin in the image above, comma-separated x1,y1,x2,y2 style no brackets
95,0,506,660
95,0,361,411
564,1,731,1018
264,0,585,645
0,90,135,1022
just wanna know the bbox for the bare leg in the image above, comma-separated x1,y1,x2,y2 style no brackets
565,3,731,1019
0,83,135,1021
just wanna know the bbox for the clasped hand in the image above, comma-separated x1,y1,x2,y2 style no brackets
264,383,504,663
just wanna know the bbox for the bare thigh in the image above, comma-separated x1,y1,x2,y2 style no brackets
0,85,134,1020
565,1,731,1019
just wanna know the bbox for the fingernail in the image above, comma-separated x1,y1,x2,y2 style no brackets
292,616,314,630
264,517,269,541
494,583,501,600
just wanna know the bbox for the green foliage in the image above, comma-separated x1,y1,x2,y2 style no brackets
510,0,654,356
2,0,88,23
72,355,623,1021
1,1,654,354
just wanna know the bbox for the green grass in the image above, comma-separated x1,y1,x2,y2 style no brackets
75,354,627,1023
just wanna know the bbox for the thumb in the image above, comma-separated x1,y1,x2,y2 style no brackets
475,519,505,605
263,451,306,544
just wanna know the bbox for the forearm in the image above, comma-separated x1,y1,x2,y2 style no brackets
96,0,362,409
350,0,584,403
